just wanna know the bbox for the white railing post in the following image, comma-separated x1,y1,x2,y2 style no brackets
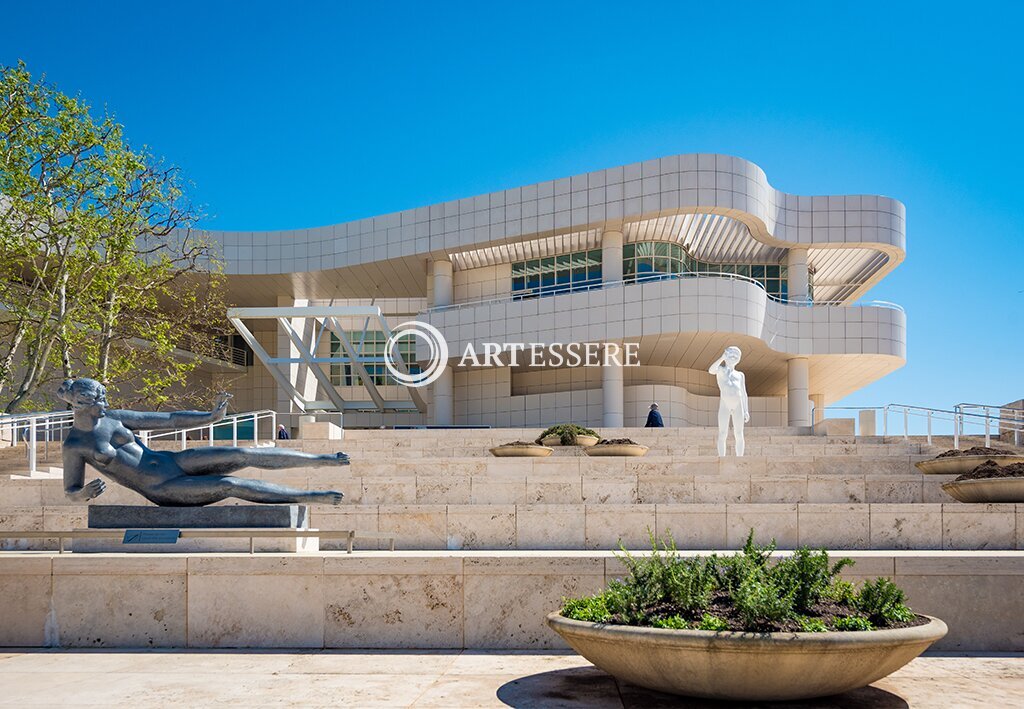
180,429,187,450
984,408,991,448
253,413,259,446
208,423,214,444
140,430,150,446
271,411,277,444
232,418,238,447
903,407,909,441
953,413,960,450
27,416,38,475
882,406,888,438
926,411,932,446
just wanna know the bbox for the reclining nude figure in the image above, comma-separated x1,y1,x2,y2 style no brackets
59,378,347,506
708,346,750,457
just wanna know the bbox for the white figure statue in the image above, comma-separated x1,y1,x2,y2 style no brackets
708,346,749,457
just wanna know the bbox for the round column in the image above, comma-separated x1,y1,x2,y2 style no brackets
432,259,453,307
432,365,454,426
602,352,624,428
787,357,811,427
601,227,624,284
786,248,809,303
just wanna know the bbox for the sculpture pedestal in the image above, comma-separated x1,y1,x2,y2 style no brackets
72,505,318,553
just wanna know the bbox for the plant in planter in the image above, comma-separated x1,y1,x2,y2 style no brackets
915,445,1024,475
583,437,649,457
942,459,1024,502
547,532,946,701
488,440,553,458
536,424,599,446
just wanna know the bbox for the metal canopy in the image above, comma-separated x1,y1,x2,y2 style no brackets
227,305,427,414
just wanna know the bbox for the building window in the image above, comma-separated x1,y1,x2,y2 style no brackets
511,249,602,299
330,331,420,386
623,241,791,300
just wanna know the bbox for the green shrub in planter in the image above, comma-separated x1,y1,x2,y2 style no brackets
536,424,598,445
560,531,919,633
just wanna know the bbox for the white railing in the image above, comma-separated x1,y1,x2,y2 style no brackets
822,404,1024,448
142,409,278,450
955,402,1023,448
424,271,905,314
0,410,74,475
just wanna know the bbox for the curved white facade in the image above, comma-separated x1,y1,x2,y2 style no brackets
217,153,906,428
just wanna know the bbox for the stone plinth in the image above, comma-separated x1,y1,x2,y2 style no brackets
72,505,316,553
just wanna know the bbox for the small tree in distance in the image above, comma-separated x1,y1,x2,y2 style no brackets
0,61,229,412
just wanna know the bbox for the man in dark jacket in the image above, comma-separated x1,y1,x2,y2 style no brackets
645,403,664,427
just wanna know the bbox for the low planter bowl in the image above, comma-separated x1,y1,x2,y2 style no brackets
583,443,649,457
915,455,1024,476
546,613,947,701
489,444,553,458
942,477,1024,503
540,434,599,447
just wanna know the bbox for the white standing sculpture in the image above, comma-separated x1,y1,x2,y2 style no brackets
708,346,750,457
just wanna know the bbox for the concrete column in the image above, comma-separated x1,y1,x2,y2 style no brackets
276,296,318,416
859,409,877,437
787,357,810,427
810,393,824,425
432,365,454,426
602,351,624,427
787,248,809,303
601,227,624,284
432,259,453,307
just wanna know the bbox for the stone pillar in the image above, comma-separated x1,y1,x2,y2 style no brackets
602,351,624,427
432,365,454,426
859,409,877,437
810,394,825,425
276,296,319,417
601,227,624,284
787,248,809,303
432,259,453,307
787,357,811,427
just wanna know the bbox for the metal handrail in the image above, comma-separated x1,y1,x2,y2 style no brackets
143,409,278,450
0,410,75,475
424,271,905,314
821,403,1024,448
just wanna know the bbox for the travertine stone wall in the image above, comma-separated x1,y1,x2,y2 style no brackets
0,551,1019,651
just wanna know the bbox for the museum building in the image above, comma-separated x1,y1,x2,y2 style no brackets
202,153,906,430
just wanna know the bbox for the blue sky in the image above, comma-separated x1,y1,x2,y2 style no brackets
3,1,1022,428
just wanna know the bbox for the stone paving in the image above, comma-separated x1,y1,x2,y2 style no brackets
0,650,1021,707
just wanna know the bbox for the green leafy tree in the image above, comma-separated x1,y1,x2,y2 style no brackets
0,61,227,412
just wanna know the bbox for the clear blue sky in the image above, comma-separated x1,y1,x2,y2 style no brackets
3,1,1022,427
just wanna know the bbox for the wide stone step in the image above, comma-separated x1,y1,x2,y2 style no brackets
0,550,1020,651
3,502,1021,552
0,465,957,508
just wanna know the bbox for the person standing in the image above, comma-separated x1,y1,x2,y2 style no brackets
277,424,291,440
645,403,664,427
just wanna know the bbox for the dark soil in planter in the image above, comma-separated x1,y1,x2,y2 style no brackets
497,441,544,447
613,594,931,634
955,460,1024,482
936,446,1013,458
597,438,639,445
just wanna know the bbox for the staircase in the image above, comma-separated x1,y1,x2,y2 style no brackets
3,425,1019,552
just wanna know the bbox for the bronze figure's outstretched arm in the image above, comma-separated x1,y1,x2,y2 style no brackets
111,392,233,431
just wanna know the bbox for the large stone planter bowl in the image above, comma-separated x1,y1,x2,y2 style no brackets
583,443,649,457
540,434,599,447
489,444,553,458
942,477,1024,502
546,613,947,701
915,455,1024,475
